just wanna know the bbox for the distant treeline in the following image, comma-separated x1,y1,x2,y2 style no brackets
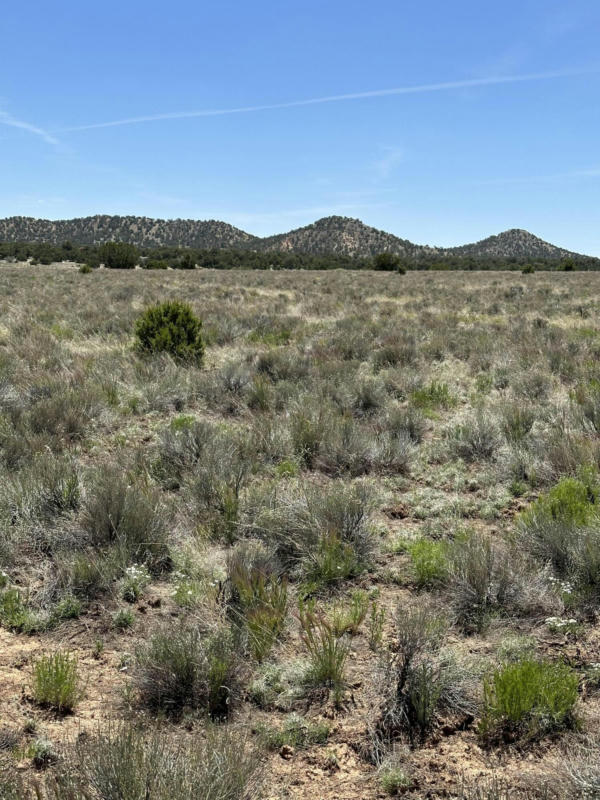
0,240,598,271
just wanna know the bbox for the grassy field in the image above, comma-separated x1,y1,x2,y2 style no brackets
2,263,600,799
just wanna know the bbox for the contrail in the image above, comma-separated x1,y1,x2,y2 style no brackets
0,110,60,146
61,68,596,133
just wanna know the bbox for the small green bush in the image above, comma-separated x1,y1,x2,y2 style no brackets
303,529,361,589
31,650,81,712
380,766,412,795
409,538,449,587
479,658,579,742
135,300,205,364
522,476,598,528
0,587,40,633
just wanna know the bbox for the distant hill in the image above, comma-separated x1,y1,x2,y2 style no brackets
258,216,427,258
0,214,591,262
443,228,578,261
0,215,257,249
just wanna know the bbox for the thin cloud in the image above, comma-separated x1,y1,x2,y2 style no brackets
0,110,60,146
60,68,597,133
474,167,600,186
374,146,405,179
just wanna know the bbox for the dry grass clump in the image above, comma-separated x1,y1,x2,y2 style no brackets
133,621,240,718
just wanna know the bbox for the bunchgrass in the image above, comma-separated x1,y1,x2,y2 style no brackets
31,650,81,712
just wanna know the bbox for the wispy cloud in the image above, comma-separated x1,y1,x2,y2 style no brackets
60,68,597,133
0,110,60,146
474,166,600,186
373,146,405,179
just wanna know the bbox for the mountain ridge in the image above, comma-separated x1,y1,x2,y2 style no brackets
0,214,590,261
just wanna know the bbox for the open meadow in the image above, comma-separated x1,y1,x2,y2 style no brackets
2,263,600,799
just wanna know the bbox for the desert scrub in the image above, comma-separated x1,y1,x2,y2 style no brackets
375,603,448,746
119,563,151,602
380,765,412,795
227,541,288,662
31,650,81,712
447,409,500,462
41,723,262,800
0,586,43,633
520,474,599,531
244,480,376,580
517,474,600,603
442,530,550,633
134,300,205,363
367,598,386,650
185,426,255,542
152,417,215,489
0,454,79,526
81,466,170,571
133,622,239,718
298,600,350,700
499,401,537,444
479,658,579,743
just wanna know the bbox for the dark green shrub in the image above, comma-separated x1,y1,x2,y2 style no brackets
144,258,169,270
479,658,579,742
99,241,138,269
373,252,405,272
176,252,196,269
135,300,205,364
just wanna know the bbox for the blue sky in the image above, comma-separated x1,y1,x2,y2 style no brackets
1,0,599,253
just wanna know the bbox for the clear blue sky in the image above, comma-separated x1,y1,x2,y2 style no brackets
1,0,599,253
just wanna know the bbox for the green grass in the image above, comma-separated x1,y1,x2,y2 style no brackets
31,650,81,712
298,600,349,701
259,713,330,750
410,381,457,412
409,538,449,587
479,658,579,742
